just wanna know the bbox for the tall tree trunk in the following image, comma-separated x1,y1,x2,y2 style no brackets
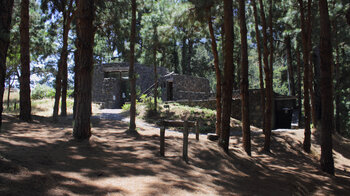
128,0,137,132
258,0,272,152
73,50,79,119
60,1,75,117
319,0,334,175
333,21,340,134
153,25,158,113
19,0,31,122
285,35,295,96
73,0,94,139
298,0,312,153
181,37,187,74
207,7,222,137
0,0,14,129
239,0,251,156
187,38,193,75
296,47,302,120
219,0,234,153
309,56,317,126
60,26,69,117
53,58,62,121
7,76,11,108
251,0,265,132
173,39,179,73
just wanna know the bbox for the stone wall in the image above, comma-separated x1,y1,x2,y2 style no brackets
173,89,275,129
160,74,211,101
92,62,168,108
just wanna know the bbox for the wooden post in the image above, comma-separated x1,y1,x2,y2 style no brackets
195,120,199,140
160,126,165,156
183,120,189,162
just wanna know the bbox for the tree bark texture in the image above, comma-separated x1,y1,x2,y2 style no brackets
207,8,222,137
129,0,137,132
251,0,265,134
258,0,272,152
239,0,251,156
219,0,234,153
19,0,32,122
0,0,14,129
319,0,335,175
73,0,95,139
61,0,75,117
298,0,312,153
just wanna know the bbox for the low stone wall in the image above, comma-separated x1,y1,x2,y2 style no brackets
174,90,266,128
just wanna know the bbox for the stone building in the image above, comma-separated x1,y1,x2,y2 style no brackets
175,89,297,129
92,63,168,108
92,63,211,108
159,72,211,101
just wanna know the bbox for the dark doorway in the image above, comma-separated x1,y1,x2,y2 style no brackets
166,81,173,101
119,79,130,108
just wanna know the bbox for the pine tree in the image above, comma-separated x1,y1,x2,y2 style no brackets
319,0,335,175
73,0,95,139
0,0,15,129
19,0,32,122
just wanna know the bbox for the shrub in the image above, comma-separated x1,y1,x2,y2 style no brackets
31,84,55,99
140,94,162,112
122,103,131,111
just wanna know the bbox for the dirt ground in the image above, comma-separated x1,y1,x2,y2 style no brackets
0,113,350,196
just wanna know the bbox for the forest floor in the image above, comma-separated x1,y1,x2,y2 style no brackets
0,110,350,195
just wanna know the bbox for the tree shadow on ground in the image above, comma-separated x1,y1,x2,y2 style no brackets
0,114,349,195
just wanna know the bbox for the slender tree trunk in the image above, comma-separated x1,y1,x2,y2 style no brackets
53,58,62,121
309,55,318,127
187,38,193,75
73,0,94,139
19,0,31,122
173,39,179,73
319,0,335,175
60,25,69,117
251,0,265,132
153,26,158,113
128,0,137,132
0,0,14,129
7,76,12,108
235,53,240,90
298,0,312,153
258,0,272,152
219,0,234,153
285,35,295,96
333,21,340,134
181,37,187,74
296,47,302,120
239,0,251,156
73,49,79,119
207,7,222,137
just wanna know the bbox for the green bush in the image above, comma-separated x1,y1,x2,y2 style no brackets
122,103,131,111
140,94,162,112
31,84,55,99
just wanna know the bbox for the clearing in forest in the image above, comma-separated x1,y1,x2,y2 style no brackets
0,112,350,195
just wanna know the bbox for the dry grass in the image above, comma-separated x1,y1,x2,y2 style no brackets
3,90,100,117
